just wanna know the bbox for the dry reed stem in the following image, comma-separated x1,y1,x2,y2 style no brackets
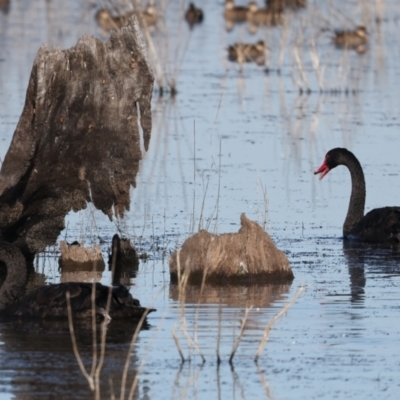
214,139,222,234
66,291,95,391
278,13,290,69
310,36,324,91
123,286,167,400
94,257,118,395
109,377,116,400
167,18,192,92
191,123,196,233
172,251,206,362
120,307,154,400
257,178,269,230
171,251,186,362
214,92,224,124
229,306,253,364
127,307,169,400
216,301,222,365
67,252,117,399
256,363,275,400
90,280,98,379
293,43,308,90
198,172,211,231
255,286,306,362
205,139,222,233
230,364,247,398
172,331,186,363
181,312,206,362
193,267,208,343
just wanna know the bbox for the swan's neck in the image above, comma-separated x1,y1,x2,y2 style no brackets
0,243,27,310
342,155,366,236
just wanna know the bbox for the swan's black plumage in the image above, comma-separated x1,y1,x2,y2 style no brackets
314,148,400,243
0,241,155,320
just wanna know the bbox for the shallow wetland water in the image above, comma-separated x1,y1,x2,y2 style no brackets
1,0,400,399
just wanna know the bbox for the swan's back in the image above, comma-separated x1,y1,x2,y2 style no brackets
1,282,154,320
349,207,400,243
0,241,155,321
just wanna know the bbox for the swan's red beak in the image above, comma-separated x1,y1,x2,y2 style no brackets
314,158,330,180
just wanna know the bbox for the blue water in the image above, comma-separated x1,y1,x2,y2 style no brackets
1,0,400,399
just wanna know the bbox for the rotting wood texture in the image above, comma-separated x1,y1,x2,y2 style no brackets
0,17,154,259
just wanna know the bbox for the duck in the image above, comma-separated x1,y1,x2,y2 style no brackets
224,0,248,23
95,4,157,32
227,40,266,65
314,148,400,243
265,0,306,11
95,8,129,31
185,3,203,27
0,241,155,320
333,26,368,53
142,3,158,26
246,2,283,26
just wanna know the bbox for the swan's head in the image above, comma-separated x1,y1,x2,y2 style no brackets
314,148,350,179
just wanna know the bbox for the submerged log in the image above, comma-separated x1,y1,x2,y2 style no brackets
169,213,294,284
0,18,154,259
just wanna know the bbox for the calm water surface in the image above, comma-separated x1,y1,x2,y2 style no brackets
1,0,400,399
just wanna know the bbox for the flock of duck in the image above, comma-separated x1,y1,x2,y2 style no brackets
224,0,368,63
94,1,368,66
185,1,368,64
0,148,399,322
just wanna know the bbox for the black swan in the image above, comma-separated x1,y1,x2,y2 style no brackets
0,241,155,320
314,148,400,242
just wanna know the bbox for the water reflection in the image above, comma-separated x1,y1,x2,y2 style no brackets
343,241,400,305
171,358,274,400
342,241,366,304
0,318,144,399
169,283,291,308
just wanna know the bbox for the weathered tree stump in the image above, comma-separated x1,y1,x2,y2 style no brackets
59,240,105,271
109,234,139,267
109,234,139,285
169,214,294,284
0,18,154,259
